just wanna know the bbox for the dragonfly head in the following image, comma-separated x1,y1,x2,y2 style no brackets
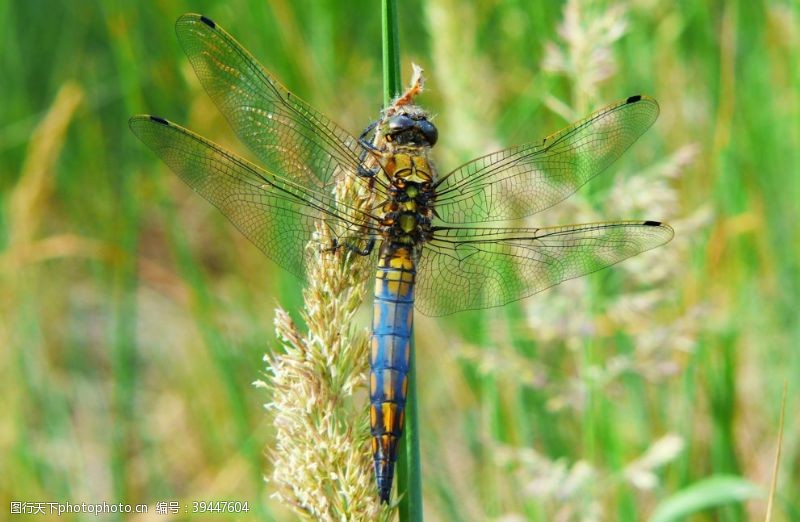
383,112,438,148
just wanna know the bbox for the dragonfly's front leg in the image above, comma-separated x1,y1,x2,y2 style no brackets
357,120,382,178
327,236,376,257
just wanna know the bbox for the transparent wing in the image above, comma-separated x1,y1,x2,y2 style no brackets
415,220,674,316
434,96,659,223
129,115,379,279
175,13,369,192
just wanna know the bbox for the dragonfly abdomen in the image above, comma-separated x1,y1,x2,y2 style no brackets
370,244,416,503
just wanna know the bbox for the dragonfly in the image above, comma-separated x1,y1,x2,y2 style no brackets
130,13,673,504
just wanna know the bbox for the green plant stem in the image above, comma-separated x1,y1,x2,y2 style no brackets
397,331,423,520
382,0,400,104
381,1,422,519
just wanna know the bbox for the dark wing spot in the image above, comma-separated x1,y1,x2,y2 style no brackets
149,116,169,126
643,220,662,226
626,94,642,103
199,15,216,28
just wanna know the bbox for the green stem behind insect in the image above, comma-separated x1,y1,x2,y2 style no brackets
381,1,423,519
382,0,401,104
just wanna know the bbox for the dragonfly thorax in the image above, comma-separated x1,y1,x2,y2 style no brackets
380,202,434,246
379,159,436,247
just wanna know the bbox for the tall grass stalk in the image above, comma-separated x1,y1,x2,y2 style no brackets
381,0,424,519
765,382,787,521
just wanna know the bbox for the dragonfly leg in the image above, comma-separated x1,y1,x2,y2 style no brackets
326,237,376,256
358,120,380,151
358,165,380,178
344,237,375,256
357,121,384,178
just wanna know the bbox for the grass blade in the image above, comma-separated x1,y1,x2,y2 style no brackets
649,475,763,522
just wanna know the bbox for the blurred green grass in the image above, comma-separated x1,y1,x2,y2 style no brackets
1,0,798,520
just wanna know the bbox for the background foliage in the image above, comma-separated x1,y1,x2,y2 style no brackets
1,0,797,520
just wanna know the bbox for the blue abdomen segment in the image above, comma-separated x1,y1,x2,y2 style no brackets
370,246,415,503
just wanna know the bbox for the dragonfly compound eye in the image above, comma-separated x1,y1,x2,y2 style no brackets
416,119,438,146
387,114,415,132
